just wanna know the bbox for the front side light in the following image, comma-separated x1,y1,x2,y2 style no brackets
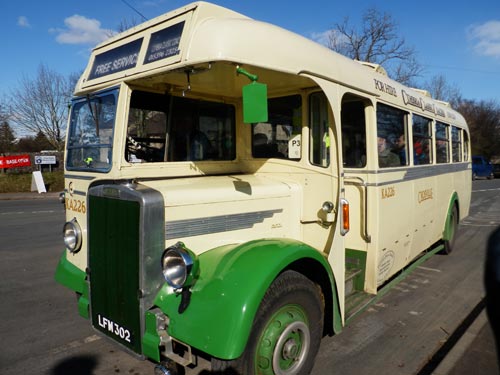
161,242,199,289
63,218,82,253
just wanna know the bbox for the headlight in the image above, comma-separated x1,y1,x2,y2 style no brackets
161,242,199,289
63,218,82,253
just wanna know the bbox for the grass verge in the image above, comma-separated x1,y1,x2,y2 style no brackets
0,171,64,193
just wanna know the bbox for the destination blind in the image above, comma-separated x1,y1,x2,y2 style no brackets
89,38,143,80
144,21,185,64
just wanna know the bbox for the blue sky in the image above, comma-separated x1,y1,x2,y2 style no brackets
2,0,500,103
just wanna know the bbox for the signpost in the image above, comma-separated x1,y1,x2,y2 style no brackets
35,155,56,164
34,154,57,172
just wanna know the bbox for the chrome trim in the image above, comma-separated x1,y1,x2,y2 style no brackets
344,176,371,243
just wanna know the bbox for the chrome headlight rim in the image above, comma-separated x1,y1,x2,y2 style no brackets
161,242,199,289
63,218,82,253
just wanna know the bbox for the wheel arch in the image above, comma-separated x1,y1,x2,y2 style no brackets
152,238,339,361
443,191,459,242
284,257,341,336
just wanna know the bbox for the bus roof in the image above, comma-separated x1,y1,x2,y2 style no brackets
76,1,466,128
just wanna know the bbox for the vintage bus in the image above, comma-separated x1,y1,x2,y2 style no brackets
55,2,471,374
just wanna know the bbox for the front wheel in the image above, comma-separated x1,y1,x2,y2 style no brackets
212,270,324,375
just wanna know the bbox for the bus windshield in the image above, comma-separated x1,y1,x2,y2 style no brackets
66,89,118,172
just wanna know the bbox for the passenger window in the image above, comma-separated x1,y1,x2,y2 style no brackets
341,97,367,168
252,95,302,160
463,131,470,161
412,114,432,165
309,92,330,167
376,103,407,168
435,122,450,164
451,126,462,162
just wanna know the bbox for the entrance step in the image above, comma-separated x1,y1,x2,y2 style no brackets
345,290,374,321
345,267,363,296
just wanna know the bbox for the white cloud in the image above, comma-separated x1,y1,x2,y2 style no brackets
17,16,31,28
468,20,500,58
51,15,115,45
310,30,332,47
309,29,349,50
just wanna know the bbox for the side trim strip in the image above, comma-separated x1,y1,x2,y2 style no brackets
65,174,96,181
345,162,470,187
166,209,283,239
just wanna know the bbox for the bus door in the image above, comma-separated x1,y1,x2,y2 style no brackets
340,95,372,293
303,92,339,254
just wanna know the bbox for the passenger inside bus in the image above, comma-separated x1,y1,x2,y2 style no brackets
377,134,400,168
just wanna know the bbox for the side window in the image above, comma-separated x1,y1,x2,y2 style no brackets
169,97,235,161
451,126,462,162
126,91,235,163
435,122,450,164
309,92,330,167
341,97,367,168
376,103,407,168
252,95,302,159
126,91,168,163
463,130,470,161
412,114,432,165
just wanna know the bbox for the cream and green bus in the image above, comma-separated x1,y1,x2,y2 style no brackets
55,2,471,374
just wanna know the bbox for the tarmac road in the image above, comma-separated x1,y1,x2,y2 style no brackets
0,179,499,375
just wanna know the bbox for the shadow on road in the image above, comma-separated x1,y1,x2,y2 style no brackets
50,355,98,375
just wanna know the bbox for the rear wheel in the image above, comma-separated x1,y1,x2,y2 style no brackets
443,204,458,255
212,270,324,375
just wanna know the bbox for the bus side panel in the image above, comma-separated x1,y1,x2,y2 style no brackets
408,171,438,260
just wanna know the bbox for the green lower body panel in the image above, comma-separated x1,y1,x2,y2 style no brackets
54,250,89,319
89,196,142,354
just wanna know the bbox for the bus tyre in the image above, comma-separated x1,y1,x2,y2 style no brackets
211,270,324,375
443,205,458,255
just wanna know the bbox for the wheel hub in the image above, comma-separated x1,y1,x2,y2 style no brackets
255,304,311,375
282,338,299,360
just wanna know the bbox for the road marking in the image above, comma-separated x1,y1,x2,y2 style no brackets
417,266,442,273
461,223,500,227
50,334,101,355
1,210,59,215
472,188,500,193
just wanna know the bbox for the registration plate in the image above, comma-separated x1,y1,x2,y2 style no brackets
96,314,132,343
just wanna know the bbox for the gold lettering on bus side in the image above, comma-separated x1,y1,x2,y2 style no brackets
418,188,433,203
65,198,87,214
374,79,397,97
381,186,396,199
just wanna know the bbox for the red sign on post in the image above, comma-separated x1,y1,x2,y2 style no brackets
0,154,32,169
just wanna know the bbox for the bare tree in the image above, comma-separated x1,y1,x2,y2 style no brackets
327,8,423,85
457,99,500,159
10,64,73,150
422,74,462,105
0,99,10,124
